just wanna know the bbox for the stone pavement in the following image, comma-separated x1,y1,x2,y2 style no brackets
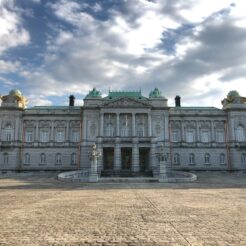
0,171,246,245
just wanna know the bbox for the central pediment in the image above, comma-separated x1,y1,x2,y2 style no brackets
102,97,151,108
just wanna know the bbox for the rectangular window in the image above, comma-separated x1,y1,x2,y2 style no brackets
25,131,33,142
40,131,49,142
216,131,224,143
201,131,209,143
5,129,12,142
3,153,8,164
72,131,80,142
172,131,179,142
56,131,65,142
186,131,194,143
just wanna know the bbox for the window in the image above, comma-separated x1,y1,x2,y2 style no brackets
121,126,129,137
189,153,195,165
71,153,76,165
201,131,209,143
137,123,144,137
216,131,224,143
72,131,80,142
106,123,114,137
55,153,62,165
241,153,246,164
40,131,49,142
40,153,46,164
24,153,30,165
56,131,65,142
172,131,179,142
25,131,33,142
236,125,245,142
205,153,210,164
173,153,180,165
3,153,8,164
220,153,225,165
186,131,194,143
4,125,13,142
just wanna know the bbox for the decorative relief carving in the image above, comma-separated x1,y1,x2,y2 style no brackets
39,120,51,128
24,120,36,128
200,121,211,129
185,121,196,129
214,121,225,129
103,97,150,107
54,120,66,128
170,120,181,129
70,121,80,128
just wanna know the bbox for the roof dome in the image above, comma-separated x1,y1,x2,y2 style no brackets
9,89,22,97
227,90,240,98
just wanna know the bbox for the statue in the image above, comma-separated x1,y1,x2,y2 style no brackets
88,143,101,182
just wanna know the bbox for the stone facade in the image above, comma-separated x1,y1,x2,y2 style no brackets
0,88,246,174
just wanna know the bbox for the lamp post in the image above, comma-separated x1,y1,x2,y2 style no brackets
88,143,101,182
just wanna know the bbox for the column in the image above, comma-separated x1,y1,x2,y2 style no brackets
148,113,152,137
100,113,104,136
97,137,103,172
132,139,139,172
50,121,54,142
150,138,156,170
35,120,39,142
116,113,120,136
211,121,215,142
114,138,121,170
181,121,185,142
66,120,69,141
15,118,20,141
82,114,87,143
132,113,136,136
164,112,169,142
196,121,200,142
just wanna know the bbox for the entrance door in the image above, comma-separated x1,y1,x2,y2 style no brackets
121,148,132,170
103,148,114,170
139,148,149,172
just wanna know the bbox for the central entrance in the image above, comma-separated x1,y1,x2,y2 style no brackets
103,148,114,170
121,148,132,170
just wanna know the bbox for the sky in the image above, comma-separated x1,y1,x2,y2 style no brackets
0,0,246,108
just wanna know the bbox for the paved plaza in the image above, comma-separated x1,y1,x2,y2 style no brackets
0,171,246,246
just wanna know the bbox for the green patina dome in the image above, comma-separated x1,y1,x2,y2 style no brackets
149,88,163,98
9,89,22,97
227,90,240,98
85,87,102,98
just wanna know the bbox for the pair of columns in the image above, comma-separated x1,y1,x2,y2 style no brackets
99,113,152,137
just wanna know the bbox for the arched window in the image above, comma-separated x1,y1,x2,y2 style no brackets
40,153,46,164
55,153,62,165
24,153,30,165
4,125,13,142
201,131,209,143
173,153,180,165
205,153,210,164
241,153,246,164
220,153,225,165
106,123,114,137
71,153,76,165
3,153,8,164
137,123,144,137
236,125,245,142
189,153,195,165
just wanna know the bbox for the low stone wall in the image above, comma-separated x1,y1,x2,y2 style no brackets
159,171,197,183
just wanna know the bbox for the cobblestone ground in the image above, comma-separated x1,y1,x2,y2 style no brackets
0,172,246,246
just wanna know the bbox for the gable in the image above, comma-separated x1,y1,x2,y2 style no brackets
102,97,151,108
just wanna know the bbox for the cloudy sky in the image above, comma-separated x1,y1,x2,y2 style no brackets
0,0,245,108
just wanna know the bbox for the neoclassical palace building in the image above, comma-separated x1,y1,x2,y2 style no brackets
0,88,246,175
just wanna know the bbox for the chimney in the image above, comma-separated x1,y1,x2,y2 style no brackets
175,95,181,107
69,95,75,106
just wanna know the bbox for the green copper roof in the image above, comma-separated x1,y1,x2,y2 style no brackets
149,88,164,98
85,88,102,99
107,90,143,99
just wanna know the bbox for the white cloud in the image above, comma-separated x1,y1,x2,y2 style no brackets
0,0,29,55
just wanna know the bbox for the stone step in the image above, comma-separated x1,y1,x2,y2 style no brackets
100,170,153,177
99,177,158,183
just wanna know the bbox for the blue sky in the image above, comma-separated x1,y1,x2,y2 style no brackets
0,0,246,107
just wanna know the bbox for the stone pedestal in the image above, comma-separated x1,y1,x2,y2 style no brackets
89,159,98,182
159,160,168,182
